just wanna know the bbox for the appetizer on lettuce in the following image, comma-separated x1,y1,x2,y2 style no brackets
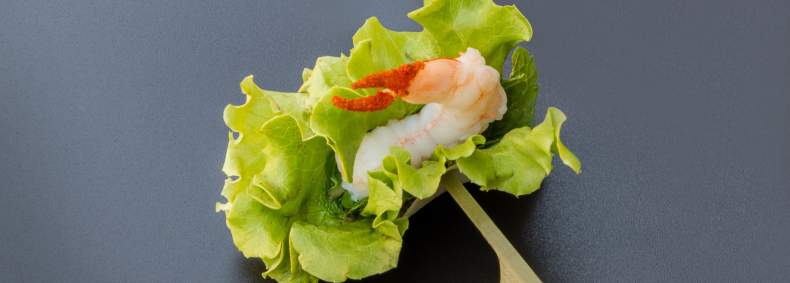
218,1,580,282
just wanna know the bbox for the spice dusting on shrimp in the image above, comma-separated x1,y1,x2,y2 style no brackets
335,48,507,199
332,61,426,111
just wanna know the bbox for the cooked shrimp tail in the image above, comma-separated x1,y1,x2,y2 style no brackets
334,48,507,199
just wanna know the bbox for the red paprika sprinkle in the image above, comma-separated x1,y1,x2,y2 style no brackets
331,60,426,112
351,61,425,96
331,90,395,112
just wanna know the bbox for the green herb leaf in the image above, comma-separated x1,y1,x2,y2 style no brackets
483,47,539,142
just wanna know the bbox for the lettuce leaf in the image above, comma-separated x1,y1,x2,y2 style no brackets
409,0,533,71
298,56,352,108
220,85,405,282
290,220,402,282
347,17,439,80
221,76,280,202
458,107,581,196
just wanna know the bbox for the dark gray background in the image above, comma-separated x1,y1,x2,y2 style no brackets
1,0,788,282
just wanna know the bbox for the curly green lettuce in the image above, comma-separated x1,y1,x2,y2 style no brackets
218,1,581,282
219,82,405,282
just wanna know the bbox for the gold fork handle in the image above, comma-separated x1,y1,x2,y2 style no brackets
442,172,542,283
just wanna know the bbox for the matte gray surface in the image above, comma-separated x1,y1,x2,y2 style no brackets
1,0,789,282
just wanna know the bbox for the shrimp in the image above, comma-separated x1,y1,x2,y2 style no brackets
334,48,507,199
